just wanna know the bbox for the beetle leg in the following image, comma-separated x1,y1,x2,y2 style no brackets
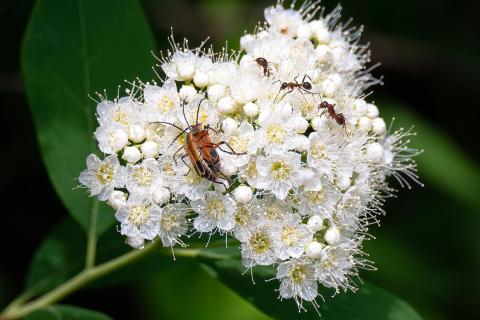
180,155,191,175
216,141,247,155
172,145,185,165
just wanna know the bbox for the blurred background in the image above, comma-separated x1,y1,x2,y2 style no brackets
1,0,479,319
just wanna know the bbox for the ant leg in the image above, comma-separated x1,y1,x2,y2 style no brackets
277,88,294,103
274,88,284,103
180,155,191,176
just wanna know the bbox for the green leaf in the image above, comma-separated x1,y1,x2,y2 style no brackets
21,0,156,235
379,100,480,213
199,248,423,320
26,304,112,320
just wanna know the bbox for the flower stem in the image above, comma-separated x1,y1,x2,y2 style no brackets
1,240,162,319
85,201,99,269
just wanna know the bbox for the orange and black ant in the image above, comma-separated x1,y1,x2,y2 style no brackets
255,57,272,77
318,100,346,131
156,98,245,189
273,75,315,103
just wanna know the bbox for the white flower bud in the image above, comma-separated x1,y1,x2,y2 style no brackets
112,129,128,152
311,116,328,131
372,117,387,135
243,102,259,117
366,142,384,162
127,236,145,249
122,146,141,163
324,226,341,245
352,99,367,113
152,187,170,205
140,140,159,158
179,85,197,102
315,44,329,61
108,190,127,209
306,241,325,259
240,34,254,50
217,96,237,114
336,175,351,191
193,71,209,88
314,27,330,44
366,103,379,118
296,23,313,39
207,84,225,101
294,135,309,152
220,162,237,177
177,61,195,81
294,117,309,133
322,74,341,96
221,117,238,135
307,215,324,232
234,185,253,203
357,116,372,132
128,125,145,143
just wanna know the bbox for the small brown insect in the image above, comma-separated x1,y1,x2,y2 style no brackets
255,57,272,77
158,98,245,188
274,75,314,103
318,101,346,130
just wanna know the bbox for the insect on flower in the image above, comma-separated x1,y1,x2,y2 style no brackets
273,75,315,103
318,100,346,130
158,97,246,189
255,57,272,77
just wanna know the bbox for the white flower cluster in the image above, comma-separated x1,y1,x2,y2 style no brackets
79,0,421,310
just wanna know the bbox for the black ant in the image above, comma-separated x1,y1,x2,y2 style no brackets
318,101,346,131
255,57,272,77
273,75,315,103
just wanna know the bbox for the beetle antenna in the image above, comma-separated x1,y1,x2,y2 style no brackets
181,98,190,128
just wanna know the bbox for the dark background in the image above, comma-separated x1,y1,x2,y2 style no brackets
1,0,479,319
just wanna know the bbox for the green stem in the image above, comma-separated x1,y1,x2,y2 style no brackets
1,241,162,319
85,201,99,269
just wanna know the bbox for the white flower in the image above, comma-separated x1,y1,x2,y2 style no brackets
126,158,163,196
241,225,278,267
79,154,125,201
265,5,304,37
158,203,189,247
232,201,258,242
256,151,308,200
143,79,181,123
115,194,161,240
96,97,137,129
191,191,237,234
273,213,313,259
94,124,128,154
277,259,318,302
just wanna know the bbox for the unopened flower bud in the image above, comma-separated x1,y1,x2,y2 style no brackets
221,118,238,135
129,125,145,143
243,102,259,117
234,185,253,203
336,175,351,191
372,117,387,135
193,71,209,88
122,146,141,163
177,62,195,81
314,27,330,44
217,96,237,114
366,103,379,118
366,142,384,162
357,116,372,132
324,226,341,245
296,23,313,39
127,236,145,249
207,84,225,101
140,140,159,158
108,190,127,209
220,162,237,177
294,117,309,133
352,99,367,113
307,215,324,232
152,187,170,205
306,241,325,259
179,85,197,102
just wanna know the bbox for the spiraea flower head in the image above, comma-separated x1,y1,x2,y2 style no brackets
78,0,422,313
